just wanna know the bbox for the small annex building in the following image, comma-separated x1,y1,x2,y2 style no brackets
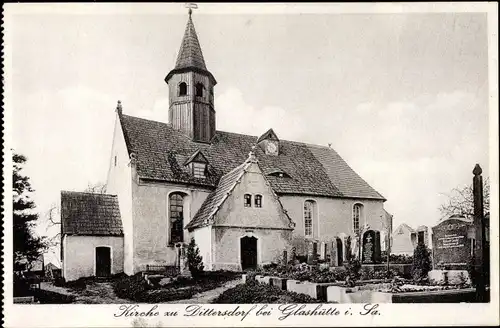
60,191,124,281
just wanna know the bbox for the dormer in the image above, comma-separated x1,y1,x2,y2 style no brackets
257,128,280,156
184,149,208,179
267,168,291,179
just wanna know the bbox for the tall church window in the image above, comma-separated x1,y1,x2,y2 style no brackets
195,83,204,97
179,82,187,96
353,203,362,234
255,195,262,208
244,194,252,207
304,200,315,237
169,193,185,244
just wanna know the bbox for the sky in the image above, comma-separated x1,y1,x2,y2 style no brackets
7,4,493,265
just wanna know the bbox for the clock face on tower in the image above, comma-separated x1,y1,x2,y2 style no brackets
266,142,278,155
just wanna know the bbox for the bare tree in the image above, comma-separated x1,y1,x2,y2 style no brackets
85,182,107,194
44,181,107,251
439,177,490,220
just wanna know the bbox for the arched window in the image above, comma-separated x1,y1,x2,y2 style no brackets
244,194,252,207
195,83,204,97
169,192,185,244
353,203,363,234
179,82,187,96
254,195,262,208
304,200,315,237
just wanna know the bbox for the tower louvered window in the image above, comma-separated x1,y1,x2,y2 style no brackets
179,82,187,96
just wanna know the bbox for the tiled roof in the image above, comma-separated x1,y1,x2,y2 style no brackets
119,113,385,200
186,154,296,230
307,144,385,200
185,162,248,230
61,191,123,236
175,15,207,71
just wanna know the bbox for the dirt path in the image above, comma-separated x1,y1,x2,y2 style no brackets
41,278,242,304
164,278,243,304
41,281,132,304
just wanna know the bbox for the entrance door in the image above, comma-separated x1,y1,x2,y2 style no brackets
336,238,343,266
240,236,258,271
95,247,111,277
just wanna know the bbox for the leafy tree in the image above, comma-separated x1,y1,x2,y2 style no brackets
186,237,204,278
13,153,48,271
412,243,432,283
439,178,490,220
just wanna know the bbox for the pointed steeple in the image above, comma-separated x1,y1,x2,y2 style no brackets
175,14,207,71
165,11,216,85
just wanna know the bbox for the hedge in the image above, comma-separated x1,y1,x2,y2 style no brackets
212,280,322,304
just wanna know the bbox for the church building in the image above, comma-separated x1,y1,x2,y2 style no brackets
60,11,390,281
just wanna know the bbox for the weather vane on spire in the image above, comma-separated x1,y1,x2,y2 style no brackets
185,3,198,16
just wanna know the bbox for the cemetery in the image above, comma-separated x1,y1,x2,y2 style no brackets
232,165,490,304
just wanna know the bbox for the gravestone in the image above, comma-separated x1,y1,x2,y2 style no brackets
431,217,472,270
362,230,376,264
291,247,297,264
330,241,337,267
374,231,381,263
307,242,318,265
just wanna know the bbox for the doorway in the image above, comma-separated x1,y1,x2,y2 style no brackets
240,236,258,270
95,246,111,277
336,238,343,266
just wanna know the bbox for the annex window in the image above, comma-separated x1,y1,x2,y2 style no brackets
195,83,204,97
255,194,262,208
169,192,185,244
244,194,252,208
353,203,362,235
304,200,315,237
114,155,117,167
192,162,206,179
179,82,187,96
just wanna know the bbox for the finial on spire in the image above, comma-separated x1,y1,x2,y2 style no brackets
116,100,123,114
185,3,198,16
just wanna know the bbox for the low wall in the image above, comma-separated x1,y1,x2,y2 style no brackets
428,270,471,285
269,277,287,290
327,285,481,303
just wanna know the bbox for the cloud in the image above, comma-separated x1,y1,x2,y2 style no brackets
136,97,170,123
340,91,489,229
215,87,309,142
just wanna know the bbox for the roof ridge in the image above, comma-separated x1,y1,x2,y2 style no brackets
122,113,334,148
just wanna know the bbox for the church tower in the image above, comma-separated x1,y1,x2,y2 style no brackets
165,9,217,143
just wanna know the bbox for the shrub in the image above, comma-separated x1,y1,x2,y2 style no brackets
381,251,414,264
113,271,239,303
262,262,279,271
412,244,432,282
53,276,66,287
186,237,204,278
212,280,321,304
